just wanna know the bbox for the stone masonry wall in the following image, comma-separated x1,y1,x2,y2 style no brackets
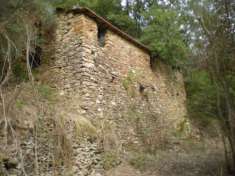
52,11,188,151
0,11,188,176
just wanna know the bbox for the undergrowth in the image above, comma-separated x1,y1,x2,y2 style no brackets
122,70,143,97
129,152,157,171
37,84,56,102
102,151,120,170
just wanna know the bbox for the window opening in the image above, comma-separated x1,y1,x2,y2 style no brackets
98,25,107,47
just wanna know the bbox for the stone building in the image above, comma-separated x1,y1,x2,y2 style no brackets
50,7,188,175
54,7,187,129
0,7,189,176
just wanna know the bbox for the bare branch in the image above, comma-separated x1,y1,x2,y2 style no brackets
197,17,212,40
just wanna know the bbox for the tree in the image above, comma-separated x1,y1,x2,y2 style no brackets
0,0,54,84
140,5,189,66
186,0,235,173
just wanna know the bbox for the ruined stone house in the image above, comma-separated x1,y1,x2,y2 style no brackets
53,7,187,132
0,7,189,176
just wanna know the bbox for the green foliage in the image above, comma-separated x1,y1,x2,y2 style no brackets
173,119,191,138
186,70,218,127
52,0,83,9
0,0,55,86
12,62,28,82
53,0,138,36
15,99,25,109
37,84,56,101
141,6,189,66
0,0,54,52
91,0,122,17
107,14,137,36
38,0,190,68
91,0,137,36
122,71,136,89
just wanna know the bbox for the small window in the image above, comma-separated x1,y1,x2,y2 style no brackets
97,26,107,47
139,84,145,93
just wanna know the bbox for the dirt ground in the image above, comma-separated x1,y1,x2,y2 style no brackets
107,139,226,176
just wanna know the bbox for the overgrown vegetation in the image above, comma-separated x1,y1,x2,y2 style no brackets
0,0,234,175
37,84,56,101
102,151,120,170
96,119,122,170
122,70,140,97
125,104,172,153
129,152,156,171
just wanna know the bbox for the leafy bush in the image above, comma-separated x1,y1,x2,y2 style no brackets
12,62,28,82
185,70,218,128
141,7,189,67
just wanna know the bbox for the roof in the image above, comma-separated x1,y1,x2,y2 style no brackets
56,7,151,54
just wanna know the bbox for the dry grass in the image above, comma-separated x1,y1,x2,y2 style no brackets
128,138,227,176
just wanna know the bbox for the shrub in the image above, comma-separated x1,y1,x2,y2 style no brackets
12,62,28,82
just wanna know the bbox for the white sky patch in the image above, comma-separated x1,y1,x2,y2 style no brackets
121,0,126,6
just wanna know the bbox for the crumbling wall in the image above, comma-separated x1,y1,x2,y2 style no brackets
50,11,188,174
0,10,188,176
53,11,187,127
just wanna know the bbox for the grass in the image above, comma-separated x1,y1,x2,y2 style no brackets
15,99,25,109
37,84,56,102
103,151,121,170
129,152,157,171
173,119,191,138
72,116,97,139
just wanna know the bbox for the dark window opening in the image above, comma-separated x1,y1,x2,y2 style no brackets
29,46,42,69
98,26,107,47
139,84,145,93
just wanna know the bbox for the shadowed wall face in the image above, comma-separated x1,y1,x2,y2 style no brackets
52,12,188,147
